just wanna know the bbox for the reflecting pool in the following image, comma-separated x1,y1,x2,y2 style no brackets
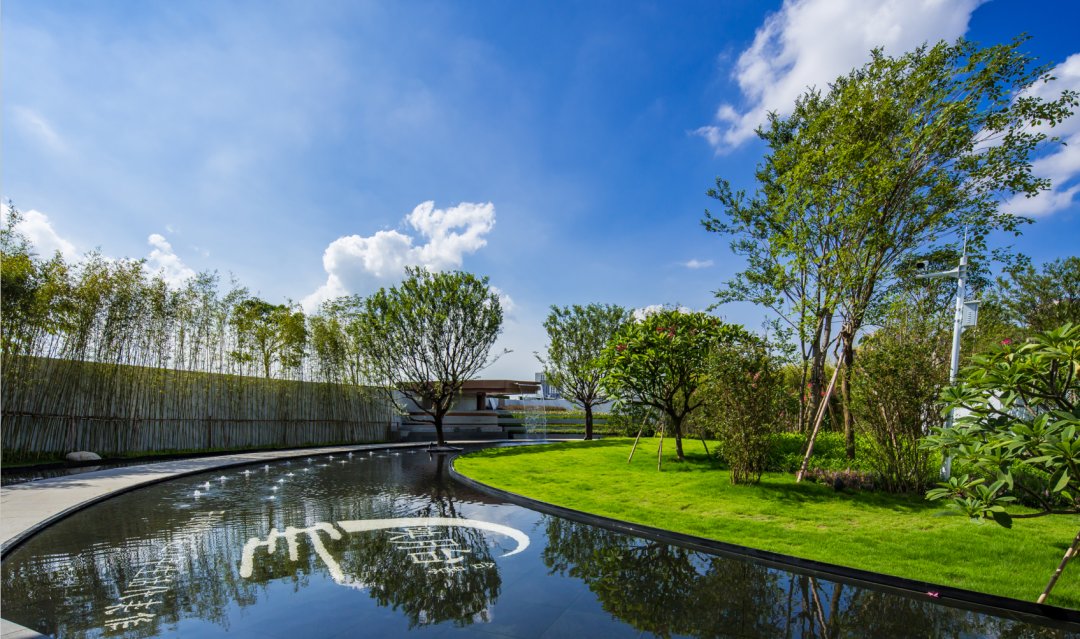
1,445,1075,638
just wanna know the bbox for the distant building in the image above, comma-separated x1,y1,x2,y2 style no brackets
396,379,541,440
535,372,560,399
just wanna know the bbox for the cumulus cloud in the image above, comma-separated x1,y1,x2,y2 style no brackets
1003,53,1080,217
696,0,978,152
146,233,196,287
303,200,496,310
14,209,78,261
683,259,714,269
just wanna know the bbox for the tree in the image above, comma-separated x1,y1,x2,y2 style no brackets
308,295,365,385
539,304,628,440
600,308,745,462
229,298,307,378
356,267,504,448
992,256,1080,333
705,38,1078,460
922,323,1080,603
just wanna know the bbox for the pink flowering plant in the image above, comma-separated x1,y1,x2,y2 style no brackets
599,308,747,462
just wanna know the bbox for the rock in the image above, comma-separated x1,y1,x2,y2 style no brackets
65,451,102,462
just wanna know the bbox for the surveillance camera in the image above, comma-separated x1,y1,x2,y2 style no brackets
914,261,928,271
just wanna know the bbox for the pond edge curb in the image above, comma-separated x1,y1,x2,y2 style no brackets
449,449,1080,631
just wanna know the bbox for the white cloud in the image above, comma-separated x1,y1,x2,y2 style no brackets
14,209,78,261
303,200,496,311
631,304,694,322
489,285,516,315
683,258,714,269
1004,53,1080,217
146,233,196,287
10,106,68,153
696,0,979,152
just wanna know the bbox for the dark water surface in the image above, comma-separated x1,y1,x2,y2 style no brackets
1,445,1075,638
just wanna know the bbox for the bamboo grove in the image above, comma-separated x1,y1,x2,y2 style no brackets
1,207,393,460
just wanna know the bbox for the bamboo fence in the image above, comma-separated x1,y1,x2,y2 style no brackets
2,356,394,458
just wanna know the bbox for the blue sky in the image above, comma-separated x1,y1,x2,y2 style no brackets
4,0,1079,379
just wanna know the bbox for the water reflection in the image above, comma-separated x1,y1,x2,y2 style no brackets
1,446,1075,638
542,517,1071,638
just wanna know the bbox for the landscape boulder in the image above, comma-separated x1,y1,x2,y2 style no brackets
65,451,102,462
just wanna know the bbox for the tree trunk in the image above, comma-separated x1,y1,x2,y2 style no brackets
434,410,447,447
840,328,856,460
584,403,594,441
671,414,685,461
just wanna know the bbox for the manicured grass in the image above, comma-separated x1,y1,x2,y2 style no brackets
454,438,1080,609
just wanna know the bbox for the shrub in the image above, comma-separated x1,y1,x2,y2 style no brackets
699,336,787,484
767,432,875,473
924,323,1080,523
606,402,660,437
804,468,876,491
851,316,947,493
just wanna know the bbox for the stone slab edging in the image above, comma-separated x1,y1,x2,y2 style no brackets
448,452,1080,631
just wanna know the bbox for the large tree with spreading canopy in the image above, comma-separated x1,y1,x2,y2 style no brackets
705,37,1077,458
356,267,504,447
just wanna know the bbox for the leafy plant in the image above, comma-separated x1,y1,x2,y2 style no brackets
851,314,948,493
922,323,1080,603
599,309,746,462
698,334,788,484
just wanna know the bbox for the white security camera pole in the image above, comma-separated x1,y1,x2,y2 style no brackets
916,250,977,478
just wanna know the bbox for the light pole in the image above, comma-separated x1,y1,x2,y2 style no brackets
916,251,979,478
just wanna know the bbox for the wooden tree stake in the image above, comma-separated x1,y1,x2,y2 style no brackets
796,361,843,483
1038,527,1080,604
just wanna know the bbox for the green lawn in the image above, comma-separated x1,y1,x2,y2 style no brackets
454,438,1080,609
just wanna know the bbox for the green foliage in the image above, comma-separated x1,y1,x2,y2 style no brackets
923,323,1080,523
308,295,368,385
705,37,1077,457
766,432,874,473
229,298,307,378
600,309,748,460
539,303,628,439
605,402,662,437
851,314,948,493
698,334,788,484
991,257,1080,333
356,267,504,446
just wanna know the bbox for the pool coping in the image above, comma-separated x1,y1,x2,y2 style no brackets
448,452,1080,631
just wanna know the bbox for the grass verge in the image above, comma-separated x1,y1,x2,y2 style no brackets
454,438,1080,609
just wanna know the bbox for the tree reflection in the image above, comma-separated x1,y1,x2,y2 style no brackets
541,517,1067,639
